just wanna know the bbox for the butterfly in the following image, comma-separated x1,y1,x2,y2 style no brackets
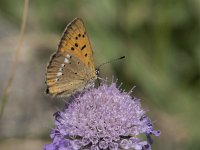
45,18,97,97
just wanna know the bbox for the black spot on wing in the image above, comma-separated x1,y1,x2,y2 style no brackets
81,45,86,50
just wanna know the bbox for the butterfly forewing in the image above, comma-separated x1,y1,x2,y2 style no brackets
58,18,95,70
46,18,97,97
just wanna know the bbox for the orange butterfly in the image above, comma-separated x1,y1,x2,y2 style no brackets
45,18,97,97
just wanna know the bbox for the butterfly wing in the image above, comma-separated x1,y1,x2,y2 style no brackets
46,18,97,96
58,18,95,70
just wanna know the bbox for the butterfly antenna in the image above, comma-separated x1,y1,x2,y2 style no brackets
96,56,125,76
96,56,125,86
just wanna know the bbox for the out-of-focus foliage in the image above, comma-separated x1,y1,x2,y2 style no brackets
0,0,200,150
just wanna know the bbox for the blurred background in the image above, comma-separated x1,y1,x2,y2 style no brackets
0,0,200,149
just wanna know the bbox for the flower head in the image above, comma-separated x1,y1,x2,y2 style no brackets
44,83,160,150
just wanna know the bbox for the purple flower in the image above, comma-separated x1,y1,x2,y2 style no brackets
44,83,160,150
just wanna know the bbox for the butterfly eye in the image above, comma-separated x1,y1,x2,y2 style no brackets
95,69,100,75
